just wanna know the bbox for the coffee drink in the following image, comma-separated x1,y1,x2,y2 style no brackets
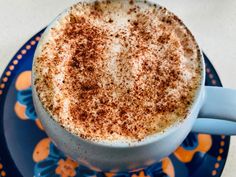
33,0,201,144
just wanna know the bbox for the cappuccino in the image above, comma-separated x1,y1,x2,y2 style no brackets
34,0,201,143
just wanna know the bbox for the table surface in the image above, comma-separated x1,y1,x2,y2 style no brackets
0,1,235,177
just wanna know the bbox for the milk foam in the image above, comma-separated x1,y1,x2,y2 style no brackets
33,0,202,145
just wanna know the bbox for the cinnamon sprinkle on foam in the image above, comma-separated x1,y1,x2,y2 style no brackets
34,0,202,143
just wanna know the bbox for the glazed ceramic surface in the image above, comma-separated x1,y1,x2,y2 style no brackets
30,4,236,172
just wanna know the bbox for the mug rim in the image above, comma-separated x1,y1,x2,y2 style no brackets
32,0,206,148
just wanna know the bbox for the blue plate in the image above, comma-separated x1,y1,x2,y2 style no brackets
0,29,230,177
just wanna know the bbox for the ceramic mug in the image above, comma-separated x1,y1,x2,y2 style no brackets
32,1,236,172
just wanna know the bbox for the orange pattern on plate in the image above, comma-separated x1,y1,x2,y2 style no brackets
162,158,175,177
174,134,212,163
15,71,31,90
55,158,79,177
33,138,51,162
14,102,28,120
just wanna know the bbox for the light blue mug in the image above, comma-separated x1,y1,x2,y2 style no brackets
32,0,236,172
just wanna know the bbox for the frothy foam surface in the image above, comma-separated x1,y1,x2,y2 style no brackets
34,0,202,144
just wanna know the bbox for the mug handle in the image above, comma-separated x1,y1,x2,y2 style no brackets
192,86,236,135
